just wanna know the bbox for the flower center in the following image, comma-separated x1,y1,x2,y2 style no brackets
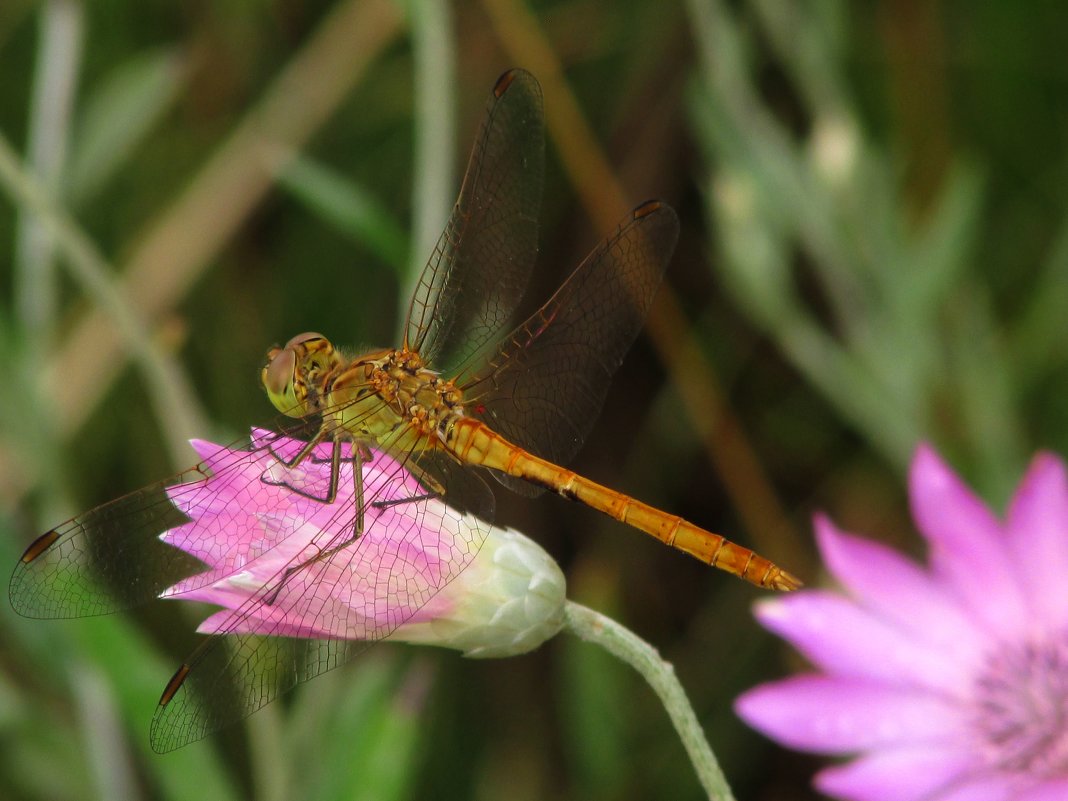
972,633,1068,777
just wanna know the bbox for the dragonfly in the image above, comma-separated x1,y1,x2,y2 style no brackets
11,69,800,752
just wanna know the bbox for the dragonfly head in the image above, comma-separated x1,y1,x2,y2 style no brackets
262,332,341,417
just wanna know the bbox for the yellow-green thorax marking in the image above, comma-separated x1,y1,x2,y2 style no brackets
262,332,466,456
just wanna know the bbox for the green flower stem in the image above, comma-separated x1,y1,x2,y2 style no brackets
17,0,83,345
403,0,456,324
563,601,737,801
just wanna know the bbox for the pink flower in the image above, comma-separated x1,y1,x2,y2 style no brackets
159,430,566,658
735,445,1068,801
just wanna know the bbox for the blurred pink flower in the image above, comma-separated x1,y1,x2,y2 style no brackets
736,445,1068,801
158,429,565,658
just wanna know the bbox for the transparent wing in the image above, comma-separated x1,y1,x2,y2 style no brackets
456,201,679,496
9,420,327,619
148,428,494,752
403,68,544,373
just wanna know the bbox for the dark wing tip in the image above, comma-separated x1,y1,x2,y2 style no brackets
158,663,192,707
632,199,672,220
19,529,60,564
492,67,539,99
150,663,195,753
493,68,519,97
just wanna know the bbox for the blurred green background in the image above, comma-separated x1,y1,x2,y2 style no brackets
2,1,1067,799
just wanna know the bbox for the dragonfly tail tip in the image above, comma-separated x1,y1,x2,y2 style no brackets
770,569,803,592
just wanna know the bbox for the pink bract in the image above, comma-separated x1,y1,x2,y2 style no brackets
736,445,1068,801
156,430,565,657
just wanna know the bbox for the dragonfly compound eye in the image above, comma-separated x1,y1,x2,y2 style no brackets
263,347,302,416
284,331,327,350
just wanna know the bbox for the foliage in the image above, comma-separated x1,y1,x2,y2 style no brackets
2,1,1067,799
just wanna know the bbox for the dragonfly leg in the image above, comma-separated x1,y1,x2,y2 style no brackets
372,491,438,511
261,428,343,504
310,440,367,465
265,444,368,605
370,459,444,510
349,442,366,538
265,427,325,469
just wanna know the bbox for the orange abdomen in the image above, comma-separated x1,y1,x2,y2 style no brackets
446,417,800,591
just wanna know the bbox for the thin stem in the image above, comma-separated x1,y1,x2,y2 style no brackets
563,601,736,801
16,0,83,344
403,0,456,327
12,0,84,522
70,664,139,801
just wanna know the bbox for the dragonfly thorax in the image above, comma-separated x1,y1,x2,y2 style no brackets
328,348,465,444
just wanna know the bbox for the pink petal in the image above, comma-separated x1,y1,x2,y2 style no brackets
189,438,236,472
197,608,325,639
928,775,1021,801
814,516,985,656
166,583,246,607
167,449,272,519
754,591,973,694
161,503,294,573
1006,453,1068,628
164,476,218,519
159,521,214,563
813,747,976,801
1018,780,1068,801
158,432,483,650
909,445,1028,635
248,429,305,462
734,675,966,753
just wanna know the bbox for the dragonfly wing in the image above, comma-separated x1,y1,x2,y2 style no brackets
9,419,369,619
10,477,204,618
8,427,318,619
152,633,369,753
149,438,494,752
404,69,544,373
457,201,679,496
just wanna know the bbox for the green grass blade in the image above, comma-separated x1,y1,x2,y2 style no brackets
65,47,187,205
